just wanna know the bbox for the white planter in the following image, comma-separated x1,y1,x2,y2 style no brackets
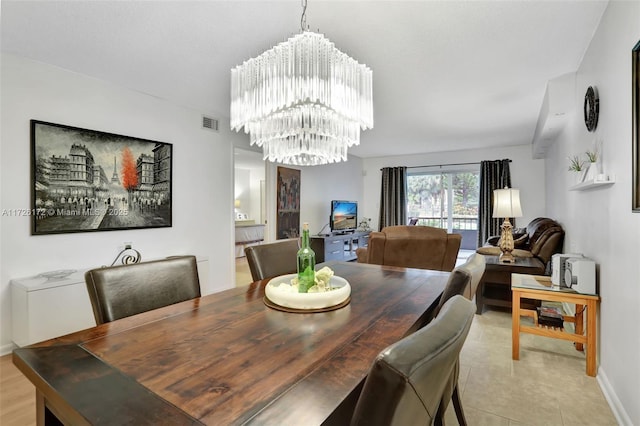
572,170,586,184
585,162,601,181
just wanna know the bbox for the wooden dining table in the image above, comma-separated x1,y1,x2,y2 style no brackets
13,261,449,425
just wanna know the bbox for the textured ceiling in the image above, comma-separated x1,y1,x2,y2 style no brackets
1,0,608,159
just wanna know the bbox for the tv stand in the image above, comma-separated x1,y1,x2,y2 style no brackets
311,231,370,263
331,230,355,236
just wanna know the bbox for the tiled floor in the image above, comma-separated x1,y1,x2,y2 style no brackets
446,308,617,425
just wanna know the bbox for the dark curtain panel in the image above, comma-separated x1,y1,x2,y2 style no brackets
477,159,512,247
379,167,407,230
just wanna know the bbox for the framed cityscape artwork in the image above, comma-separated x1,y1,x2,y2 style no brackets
276,166,300,239
633,40,640,212
31,120,172,235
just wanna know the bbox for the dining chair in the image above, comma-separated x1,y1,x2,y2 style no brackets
350,296,476,426
457,253,486,301
84,255,201,325
244,239,299,281
433,253,487,318
430,253,485,426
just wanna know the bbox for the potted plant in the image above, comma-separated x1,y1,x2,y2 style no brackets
568,155,586,183
585,149,601,181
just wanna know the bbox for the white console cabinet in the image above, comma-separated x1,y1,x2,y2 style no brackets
11,257,209,347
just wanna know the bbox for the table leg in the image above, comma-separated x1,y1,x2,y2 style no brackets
475,281,484,315
36,391,45,426
575,304,584,352
512,290,520,360
586,300,597,377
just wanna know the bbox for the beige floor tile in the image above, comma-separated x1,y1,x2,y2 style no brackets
460,309,616,426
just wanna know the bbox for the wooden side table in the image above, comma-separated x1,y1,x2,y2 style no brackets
475,255,545,314
511,273,600,377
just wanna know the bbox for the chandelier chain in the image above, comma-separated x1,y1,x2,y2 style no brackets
300,0,308,32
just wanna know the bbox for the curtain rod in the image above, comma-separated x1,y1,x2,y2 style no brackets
405,159,511,169
380,159,511,171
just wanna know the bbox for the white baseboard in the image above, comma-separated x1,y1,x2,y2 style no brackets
597,367,633,425
561,302,632,424
0,342,17,357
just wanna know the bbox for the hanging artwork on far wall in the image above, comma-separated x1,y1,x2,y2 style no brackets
276,166,300,239
31,120,172,235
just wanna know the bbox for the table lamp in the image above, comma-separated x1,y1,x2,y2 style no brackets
492,187,523,263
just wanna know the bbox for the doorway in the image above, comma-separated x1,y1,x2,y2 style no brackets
234,148,266,285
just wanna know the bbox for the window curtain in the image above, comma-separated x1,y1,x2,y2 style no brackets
477,159,512,247
379,167,407,230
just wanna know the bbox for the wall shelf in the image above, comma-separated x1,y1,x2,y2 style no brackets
569,178,615,191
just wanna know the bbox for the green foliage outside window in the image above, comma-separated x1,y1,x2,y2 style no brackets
407,171,479,229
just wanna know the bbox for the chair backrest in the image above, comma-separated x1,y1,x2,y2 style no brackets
456,252,486,300
84,255,201,325
350,296,476,426
365,225,461,271
422,254,483,326
244,239,299,281
525,217,565,263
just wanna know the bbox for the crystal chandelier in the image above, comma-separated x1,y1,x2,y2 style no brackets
230,1,373,166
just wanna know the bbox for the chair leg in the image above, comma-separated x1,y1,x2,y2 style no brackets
451,384,467,426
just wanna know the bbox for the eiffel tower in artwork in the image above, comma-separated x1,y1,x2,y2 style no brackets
110,156,120,185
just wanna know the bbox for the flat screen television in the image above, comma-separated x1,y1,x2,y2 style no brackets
330,200,357,233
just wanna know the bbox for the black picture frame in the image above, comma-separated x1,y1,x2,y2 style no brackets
633,41,640,212
31,120,172,234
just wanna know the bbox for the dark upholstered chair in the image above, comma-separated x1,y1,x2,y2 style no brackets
244,239,299,282
457,253,486,301
350,296,476,426
84,255,201,325
478,217,564,274
431,253,485,426
356,225,462,272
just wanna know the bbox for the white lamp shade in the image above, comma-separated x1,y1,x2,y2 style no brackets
492,188,523,218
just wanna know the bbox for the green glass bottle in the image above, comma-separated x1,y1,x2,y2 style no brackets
297,222,316,293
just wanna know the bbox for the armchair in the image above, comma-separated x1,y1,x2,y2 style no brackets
478,217,565,272
355,225,461,272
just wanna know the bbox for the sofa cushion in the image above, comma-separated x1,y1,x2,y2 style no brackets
526,218,564,261
476,247,534,258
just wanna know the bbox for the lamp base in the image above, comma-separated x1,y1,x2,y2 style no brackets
499,251,516,263
498,218,516,263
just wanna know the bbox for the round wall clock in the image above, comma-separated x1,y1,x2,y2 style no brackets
584,86,599,132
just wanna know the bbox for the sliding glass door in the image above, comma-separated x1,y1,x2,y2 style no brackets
407,167,479,249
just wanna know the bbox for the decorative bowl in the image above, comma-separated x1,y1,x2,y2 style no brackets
265,273,351,310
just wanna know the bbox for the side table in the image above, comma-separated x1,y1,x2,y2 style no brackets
475,255,545,314
511,273,600,377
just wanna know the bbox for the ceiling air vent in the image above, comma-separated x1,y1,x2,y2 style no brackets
202,115,219,132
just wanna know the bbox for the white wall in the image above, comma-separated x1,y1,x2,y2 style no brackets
362,144,545,232
234,168,251,218
545,2,640,424
0,54,241,353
